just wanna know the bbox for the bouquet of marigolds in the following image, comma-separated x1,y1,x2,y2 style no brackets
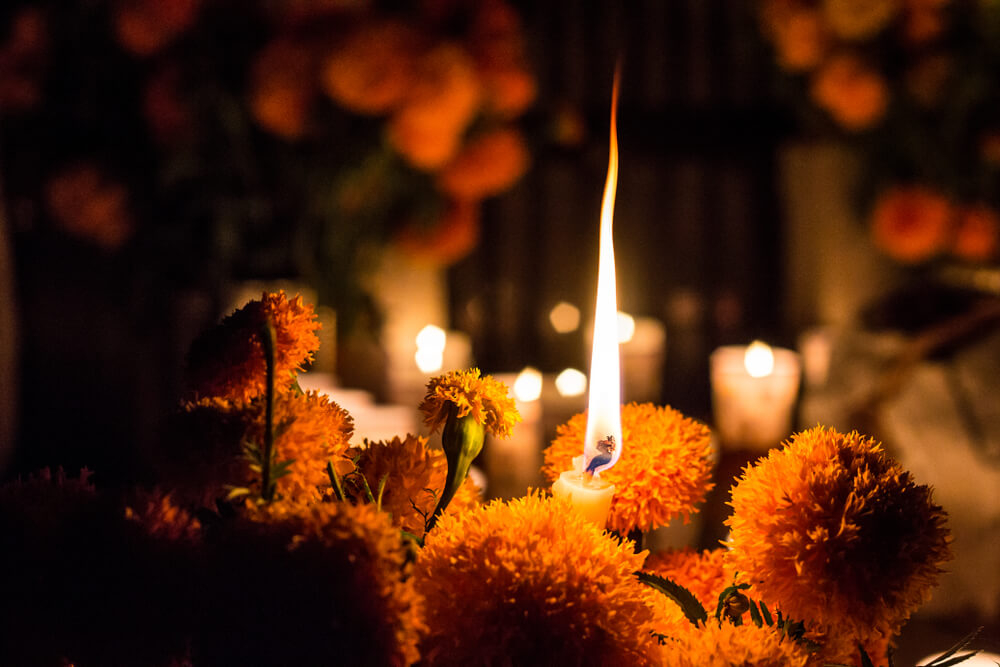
0,292,979,666
758,0,1000,268
0,0,534,315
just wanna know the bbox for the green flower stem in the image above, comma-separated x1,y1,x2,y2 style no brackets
426,403,485,534
261,319,277,502
327,461,346,502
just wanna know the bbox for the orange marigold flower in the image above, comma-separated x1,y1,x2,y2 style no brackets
0,7,47,113
543,403,714,534
811,53,888,131
419,367,520,439
161,396,249,507
387,115,463,171
345,434,480,538
905,53,952,108
467,0,537,116
415,493,666,666
113,0,200,57
644,547,731,613
124,489,201,543
387,43,482,170
45,164,133,250
659,619,816,667
981,132,1000,165
770,7,828,72
143,65,192,145
202,501,424,666
903,0,949,45
725,426,952,647
242,390,355,502
249,38,316,139
822,0,900,40
393,199,481,266
184,291,321,403
0,467,96,530
870,185,953,263
952,205,1000,263
321,20,420,115
437,126,530,200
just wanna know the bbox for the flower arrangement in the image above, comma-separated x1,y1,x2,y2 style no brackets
758,0,1000,267
0,291,980,666
0,0,534,316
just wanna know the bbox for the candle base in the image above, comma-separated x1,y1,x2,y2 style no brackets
551,470,615,528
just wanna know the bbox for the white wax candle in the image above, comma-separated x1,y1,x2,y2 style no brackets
710,343,801,451
487,371,544,499
551,456,615,528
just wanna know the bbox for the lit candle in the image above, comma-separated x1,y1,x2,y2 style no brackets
710,340,802,451
551,67,623,529
487,367,544,499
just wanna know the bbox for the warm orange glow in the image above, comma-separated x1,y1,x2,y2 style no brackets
584,65,623,477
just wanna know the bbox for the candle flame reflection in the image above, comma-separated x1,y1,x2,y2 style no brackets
584,65,623,477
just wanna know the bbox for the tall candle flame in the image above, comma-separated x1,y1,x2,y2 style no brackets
584,66,623,477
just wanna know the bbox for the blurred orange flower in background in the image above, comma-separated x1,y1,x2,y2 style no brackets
249,38,317,140
904,53,953,108
388,44,482,170
903,0,949,45
952,205,1000,263
143,65,193,145
394,199,481,266
0,7,47,112
811,52,888,131
467,0,537,117
114,0,201,57
45,164,133,250
321,21,420,115
870,186,953,263
771,7,828,72
822,0,900,40
437,126,530,201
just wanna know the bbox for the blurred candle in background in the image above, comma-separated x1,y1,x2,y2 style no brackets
620,313,667,403
488,368,544,499
710,340,801,451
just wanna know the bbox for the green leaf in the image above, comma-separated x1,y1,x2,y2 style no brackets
920,628,984,667
922,652,984,667
356,471,376,504
272,458,295,480
759,600,773,626
225,486,251,501
858,643,876,667
401,530,424,548
376,473,389,512
273,417,296,440
748,599,763,627
327,461,346,502
636,572,708,627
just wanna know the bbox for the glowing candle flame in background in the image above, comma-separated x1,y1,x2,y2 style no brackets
583,66,623,477
744,340,775,378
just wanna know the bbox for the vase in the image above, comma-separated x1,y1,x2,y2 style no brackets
779,141,904,329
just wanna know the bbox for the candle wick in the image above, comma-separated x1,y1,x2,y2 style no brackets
584,435,616,478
